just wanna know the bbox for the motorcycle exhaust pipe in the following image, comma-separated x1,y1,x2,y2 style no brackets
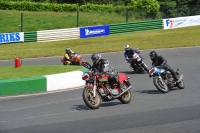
118,85,132,97
112,85,132,98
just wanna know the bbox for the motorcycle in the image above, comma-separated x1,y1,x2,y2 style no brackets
81,65,132,109
61,54,90,68
128,52,149,74
149,66,185,93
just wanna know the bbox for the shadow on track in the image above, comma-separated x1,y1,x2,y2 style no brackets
119,71,147,75
73,101,121,110
134,88,181,94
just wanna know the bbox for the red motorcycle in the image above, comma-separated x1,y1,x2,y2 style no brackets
82,70,132,109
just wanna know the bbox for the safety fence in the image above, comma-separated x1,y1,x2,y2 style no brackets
110,19,163,34
37,28,80,42
24,31,37,42
1,15,200,44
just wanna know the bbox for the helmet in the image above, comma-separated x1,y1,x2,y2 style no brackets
149,51,157,60
91,53,101,64
66,47,70,52
124,44,130,50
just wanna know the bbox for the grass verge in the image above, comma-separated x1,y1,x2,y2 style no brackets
0,10,127,33
0,65,82,80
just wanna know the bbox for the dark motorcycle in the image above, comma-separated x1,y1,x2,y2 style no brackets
81,64,132,109
149,66,185,93
128,52,149,73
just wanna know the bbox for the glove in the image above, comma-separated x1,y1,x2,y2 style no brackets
157,65,164,68
149,75,152,78
160,65,164,68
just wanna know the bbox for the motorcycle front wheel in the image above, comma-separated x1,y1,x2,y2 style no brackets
142,63,149,73
82,87,101,109
153,78,169,93
82,62,92,69
118,84,131,104
176,72,185,89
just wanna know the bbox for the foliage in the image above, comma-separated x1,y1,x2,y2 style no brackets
159,1,177,18
129,0,160,19
0,1,78,11
158,0,200,18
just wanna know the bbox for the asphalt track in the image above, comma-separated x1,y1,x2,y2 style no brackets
0,47,200,133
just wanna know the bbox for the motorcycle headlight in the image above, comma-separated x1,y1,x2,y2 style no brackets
137,58,141,62
82,73,89,80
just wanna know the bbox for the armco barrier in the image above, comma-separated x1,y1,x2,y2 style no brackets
0,68,88,96
110,19,163,34
24,31,37,42
37,28,80,42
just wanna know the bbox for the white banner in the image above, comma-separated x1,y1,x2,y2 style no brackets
0,32,24,44
163,15,200,29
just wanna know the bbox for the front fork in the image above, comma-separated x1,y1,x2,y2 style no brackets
157,76,165,85
123,79,131,86
93,76,96,97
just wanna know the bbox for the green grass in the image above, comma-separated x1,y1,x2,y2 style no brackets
0,10,128,33
1,25,200,60
0,65,82,80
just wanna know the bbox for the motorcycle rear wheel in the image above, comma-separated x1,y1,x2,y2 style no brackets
118,84,131,104
82,87,101,109
153,78,169,93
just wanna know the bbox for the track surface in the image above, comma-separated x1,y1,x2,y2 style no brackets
0,47,200,133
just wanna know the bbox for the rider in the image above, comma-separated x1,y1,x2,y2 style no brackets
91,52,121,95
124,44,141,71
149,51,183,82
64,47,77,65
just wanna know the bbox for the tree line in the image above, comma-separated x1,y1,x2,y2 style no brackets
2,0,200,18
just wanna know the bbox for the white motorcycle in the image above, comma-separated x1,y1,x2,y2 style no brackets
128,52,149,74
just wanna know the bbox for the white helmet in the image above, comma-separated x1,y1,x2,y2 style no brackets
124,44,129,49
66,47,70,51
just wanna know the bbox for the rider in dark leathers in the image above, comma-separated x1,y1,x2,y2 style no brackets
91,53,121,94
149,51,183,82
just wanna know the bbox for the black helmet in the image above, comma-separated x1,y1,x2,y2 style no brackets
91,53,101,64
149,51,157,60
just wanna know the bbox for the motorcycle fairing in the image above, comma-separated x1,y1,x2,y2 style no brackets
118,73,127,84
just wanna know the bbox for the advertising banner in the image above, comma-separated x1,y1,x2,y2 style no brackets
163,15,200,29
0,32,24,44
80,25,110,38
